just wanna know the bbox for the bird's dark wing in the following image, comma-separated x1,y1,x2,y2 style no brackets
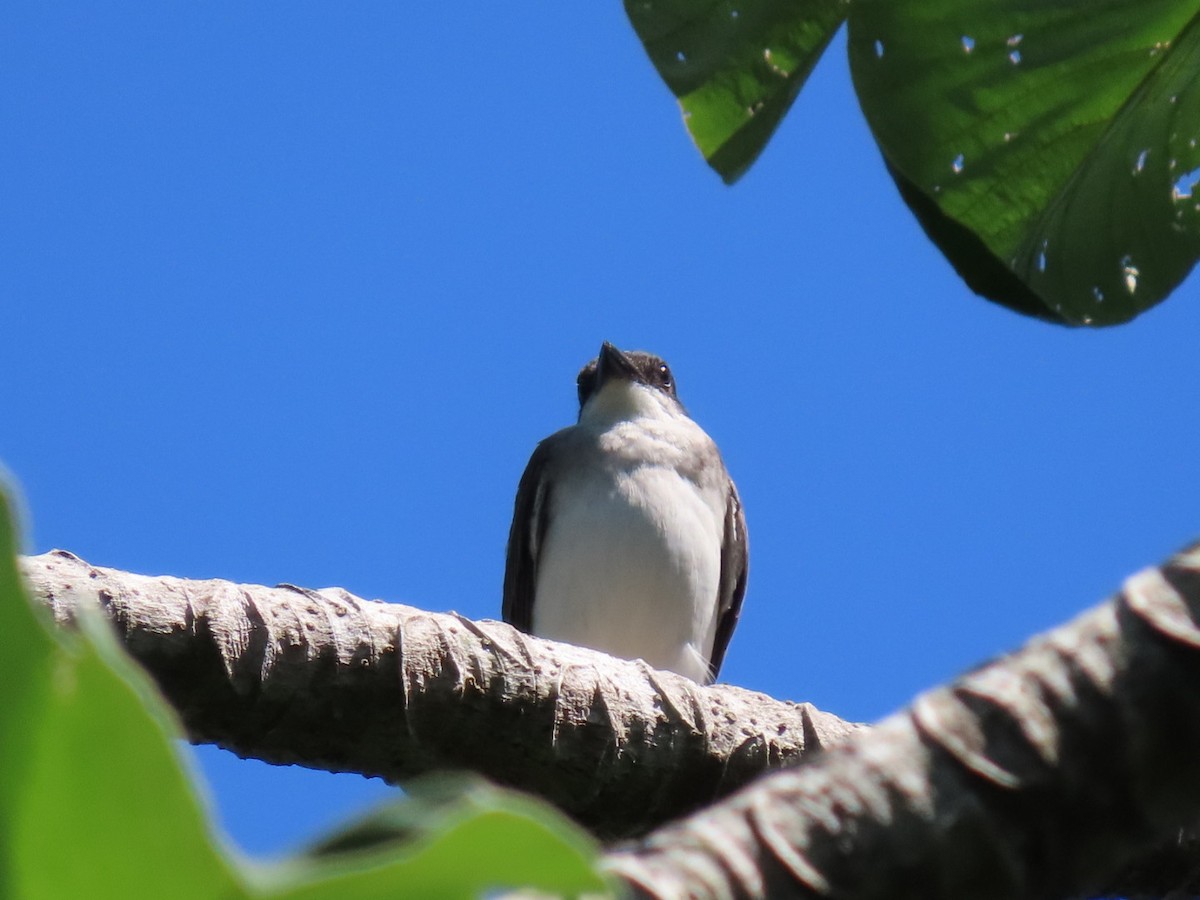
502,439,555,632
707,480,749,682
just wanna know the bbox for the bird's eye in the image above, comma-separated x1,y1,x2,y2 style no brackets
659,365,673,389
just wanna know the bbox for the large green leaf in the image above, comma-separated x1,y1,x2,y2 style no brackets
849,0,1200,325
626,0,847,183
0,492,244,900
0,491,54,895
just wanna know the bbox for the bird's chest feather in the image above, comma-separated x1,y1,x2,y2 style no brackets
531,422,725,678
556,419,724,567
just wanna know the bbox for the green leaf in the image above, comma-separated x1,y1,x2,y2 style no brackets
267,779,607,900
849,0,1200,325
0,491,54,895
884,156,1059,322
0,494,244,899
627,0,847,183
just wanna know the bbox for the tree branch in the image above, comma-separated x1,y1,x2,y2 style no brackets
20,549,860,839
601,542,1200,899
28,546,1200,896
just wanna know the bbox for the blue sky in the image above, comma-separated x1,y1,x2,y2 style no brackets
3,3,1198,857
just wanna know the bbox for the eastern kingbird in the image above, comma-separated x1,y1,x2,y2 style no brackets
503,342,748,684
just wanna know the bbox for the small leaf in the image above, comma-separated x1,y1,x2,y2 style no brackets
849,0,1200,325
627,0,847,183
268,777,606,899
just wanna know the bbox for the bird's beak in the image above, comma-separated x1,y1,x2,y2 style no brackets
596,341,637,388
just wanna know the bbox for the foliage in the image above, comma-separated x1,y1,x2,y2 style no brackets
626,0,1200,325
625,0,846,183
0,488,605,899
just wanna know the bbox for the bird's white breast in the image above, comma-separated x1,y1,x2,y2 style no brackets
532,411,726,683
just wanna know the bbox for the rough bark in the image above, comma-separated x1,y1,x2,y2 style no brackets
20,549,860,839
601,543,1200,899
24,546,1200,897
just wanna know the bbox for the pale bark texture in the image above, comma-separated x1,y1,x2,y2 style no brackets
601,544,1200,899
23,545,1200,898
20,549,860,838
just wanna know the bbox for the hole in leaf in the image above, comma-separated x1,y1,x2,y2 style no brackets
1172,167,1200,200
1007,34,1023,64
1120,255,1139,294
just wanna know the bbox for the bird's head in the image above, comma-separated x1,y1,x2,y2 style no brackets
576,342,682,425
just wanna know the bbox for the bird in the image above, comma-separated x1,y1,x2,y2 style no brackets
503,341,748,684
